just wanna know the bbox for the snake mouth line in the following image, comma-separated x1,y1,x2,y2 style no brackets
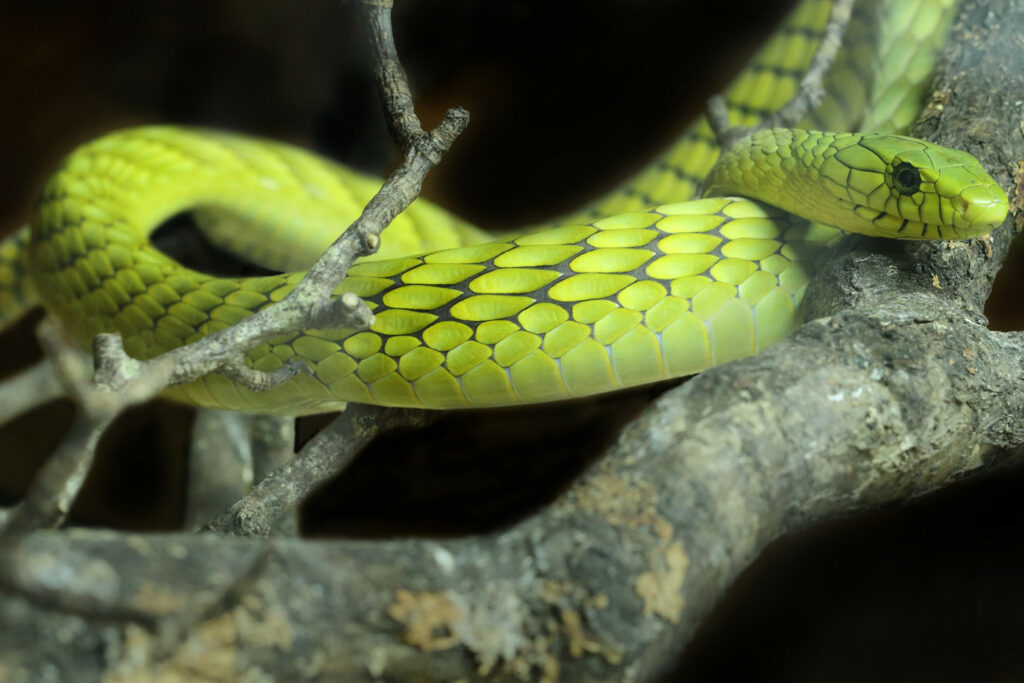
842,199,944,240
887,213,937,239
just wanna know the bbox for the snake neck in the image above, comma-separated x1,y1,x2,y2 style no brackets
705,128,898,237
703,129,850,227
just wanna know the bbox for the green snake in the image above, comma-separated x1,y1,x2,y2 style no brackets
0,0,1008,415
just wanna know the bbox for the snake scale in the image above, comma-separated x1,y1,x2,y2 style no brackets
0,0,1009,415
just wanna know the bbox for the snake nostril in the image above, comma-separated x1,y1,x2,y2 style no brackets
954,186,1009,228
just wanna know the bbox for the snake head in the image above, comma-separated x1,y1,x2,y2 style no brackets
837,133,1008,239
705,128,1008,240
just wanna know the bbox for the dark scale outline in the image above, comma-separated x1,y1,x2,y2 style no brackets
347,201,825,390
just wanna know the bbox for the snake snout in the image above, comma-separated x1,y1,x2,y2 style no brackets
956,184,1008,231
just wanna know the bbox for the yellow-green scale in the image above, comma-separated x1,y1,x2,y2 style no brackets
156,198,837,413
28,125,843,414
31,118,1003,413
0,227,35,326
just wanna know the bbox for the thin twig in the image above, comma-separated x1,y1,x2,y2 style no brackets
88,0,469,404
90,98,461,394
707,0,855,150
1,0,467,535
186,412,299,533
250,415,298,536
0,413,111,534
362,0,425,150
0,319,169,535
0,358,65,424
201,404,436,536
183,409,254,529
2,322,109,534
188,0,464,535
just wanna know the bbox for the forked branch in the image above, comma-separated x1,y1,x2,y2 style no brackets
1,0,467,536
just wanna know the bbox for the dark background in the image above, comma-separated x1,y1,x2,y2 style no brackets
1,1,1023,680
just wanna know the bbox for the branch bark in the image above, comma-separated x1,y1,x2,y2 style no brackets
250,415,299,536
0,0,1020,680
183,410,254,529
0,358,64,425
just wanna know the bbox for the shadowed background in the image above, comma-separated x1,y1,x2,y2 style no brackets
0,1,1022,680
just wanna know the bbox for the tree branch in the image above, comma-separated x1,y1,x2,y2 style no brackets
85,2,470,402
201,405,436,536
250,415,298,536
0,357,64,425
183,410,254,529
0,329,105,535
192,0,465,535
0,0,468,537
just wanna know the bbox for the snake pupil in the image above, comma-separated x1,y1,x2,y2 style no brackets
893,162,921,195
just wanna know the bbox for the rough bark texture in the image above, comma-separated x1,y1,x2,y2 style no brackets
0,0,1022,681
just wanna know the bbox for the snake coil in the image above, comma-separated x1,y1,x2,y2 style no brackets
0,0,1007,414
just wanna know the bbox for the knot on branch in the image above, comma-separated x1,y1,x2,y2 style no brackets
92,333,141,392
306,291,375,331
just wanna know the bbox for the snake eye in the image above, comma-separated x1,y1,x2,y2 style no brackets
893,162,921,196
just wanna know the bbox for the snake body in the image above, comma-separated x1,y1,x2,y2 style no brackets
0,0,1008,415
